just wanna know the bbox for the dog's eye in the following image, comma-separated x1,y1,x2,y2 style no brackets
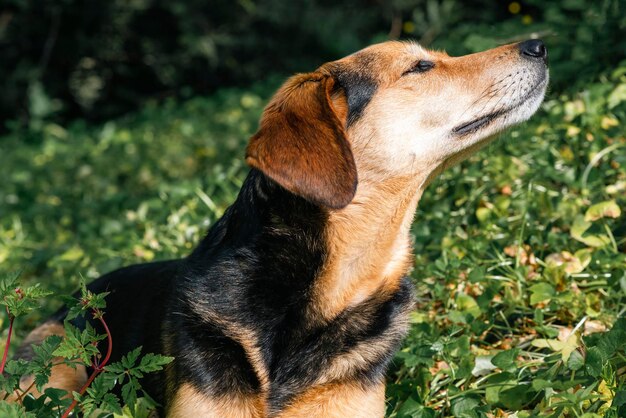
402,60,435,76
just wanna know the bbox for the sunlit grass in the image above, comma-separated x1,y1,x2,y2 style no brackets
1,72,625,416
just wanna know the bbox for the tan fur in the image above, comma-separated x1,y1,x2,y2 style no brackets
168,383,265,418
246,74,357,209
314,175,422,319
15,321,87,398
276,381,386,418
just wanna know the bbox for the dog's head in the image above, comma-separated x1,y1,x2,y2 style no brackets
246,40,548,208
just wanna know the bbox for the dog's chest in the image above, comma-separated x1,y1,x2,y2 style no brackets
172,276,415,414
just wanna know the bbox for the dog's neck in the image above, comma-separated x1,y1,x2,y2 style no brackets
192,169,328,299
193,168,427,321
313,170,428,319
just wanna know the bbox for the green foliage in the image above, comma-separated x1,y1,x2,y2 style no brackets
63,281,109,321
0,275,172,417
400,0,626,91
102,347,173,415
53,322,105,365
1,0,378,126
1,12,626,416
0,86,270,306
71,345,172,417
0,402,35,418
0,272,52,319
386,64,626,416
2,1,624,128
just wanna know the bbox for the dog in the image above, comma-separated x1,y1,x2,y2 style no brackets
19,39,548,417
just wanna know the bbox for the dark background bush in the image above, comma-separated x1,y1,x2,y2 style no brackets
1,0,624,130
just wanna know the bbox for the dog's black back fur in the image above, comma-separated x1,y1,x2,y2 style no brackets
61,169,414,413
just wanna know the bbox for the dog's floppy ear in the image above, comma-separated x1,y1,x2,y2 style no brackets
245,73,357,209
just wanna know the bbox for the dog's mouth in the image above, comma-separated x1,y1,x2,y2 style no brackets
452,74,548,136
452,112,502,135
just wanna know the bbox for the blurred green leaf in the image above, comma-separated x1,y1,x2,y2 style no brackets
585,201,621,221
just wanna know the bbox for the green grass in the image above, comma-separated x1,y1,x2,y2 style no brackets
1,70,625,416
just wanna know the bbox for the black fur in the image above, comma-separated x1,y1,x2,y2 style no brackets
57,168,414,414
331,57,378,126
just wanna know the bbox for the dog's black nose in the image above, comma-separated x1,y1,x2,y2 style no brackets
519,39,547,60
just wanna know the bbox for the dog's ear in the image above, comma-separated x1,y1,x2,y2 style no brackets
245,73,357,209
